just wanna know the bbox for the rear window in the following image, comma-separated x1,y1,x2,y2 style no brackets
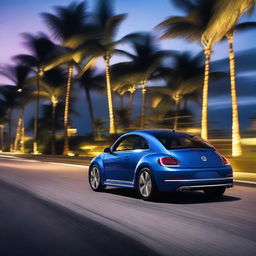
154,133,213,150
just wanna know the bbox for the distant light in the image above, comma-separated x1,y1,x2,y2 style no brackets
33,152,41,155
67,128,77,136
80,145,97,151
181,128,201,134
241,138,256,146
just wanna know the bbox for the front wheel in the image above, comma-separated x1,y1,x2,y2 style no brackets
137,168,156,201
89,165,106,192
204,186,226,198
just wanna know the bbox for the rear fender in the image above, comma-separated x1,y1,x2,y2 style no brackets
134,153,169,187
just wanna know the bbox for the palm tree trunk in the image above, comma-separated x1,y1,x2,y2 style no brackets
129,91,134,121
14,107,25,153
201,47,212,141
51,102,57,155
120,94,124,109
104,54,116,134
140,80,147,129
227,33,242,157
20,112,25,153
14,109,23,152
33,69,40,154
63,62,73,155
84,88,95,135
8,109,12,152
0,125,5,152
0,125,4,152
173,98,181,130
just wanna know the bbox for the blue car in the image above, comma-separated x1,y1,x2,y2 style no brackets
89,129,233,200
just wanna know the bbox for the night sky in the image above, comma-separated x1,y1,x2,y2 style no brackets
0,0,256,135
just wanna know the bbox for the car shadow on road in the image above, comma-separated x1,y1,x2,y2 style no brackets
104,188,241,204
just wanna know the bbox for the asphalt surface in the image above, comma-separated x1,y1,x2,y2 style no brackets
0,180,157,256
0,154,255,256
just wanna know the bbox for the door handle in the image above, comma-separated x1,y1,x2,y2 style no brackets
124,156,129,160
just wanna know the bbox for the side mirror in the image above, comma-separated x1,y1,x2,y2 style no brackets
104,147,112,153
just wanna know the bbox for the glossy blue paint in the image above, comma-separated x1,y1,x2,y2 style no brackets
89,130,233,192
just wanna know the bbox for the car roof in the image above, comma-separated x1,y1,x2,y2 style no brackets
125,129,191,137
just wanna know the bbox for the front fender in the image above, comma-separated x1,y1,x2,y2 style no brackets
89,154,106,183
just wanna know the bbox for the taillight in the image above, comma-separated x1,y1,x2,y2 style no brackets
158,157,179,167
221,156,229,165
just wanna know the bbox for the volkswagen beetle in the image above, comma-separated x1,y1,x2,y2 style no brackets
88,129,233,200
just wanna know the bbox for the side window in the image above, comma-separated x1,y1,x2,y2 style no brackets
133,136,149,150
115,136,136,151
114,135,149,151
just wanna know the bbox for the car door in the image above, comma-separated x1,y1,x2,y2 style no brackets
125,135,150,182
103,135,137,182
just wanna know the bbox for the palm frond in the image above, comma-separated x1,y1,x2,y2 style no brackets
113,49,136,60
203,0,255,45
13,54,38,68
77,57,97,77
105,14,127,38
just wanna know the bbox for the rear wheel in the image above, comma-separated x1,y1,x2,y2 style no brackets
89,165,106,192
204,186,226,198
137,168,156,201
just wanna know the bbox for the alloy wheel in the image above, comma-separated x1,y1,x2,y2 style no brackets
90,166,100,189
139,170,152,198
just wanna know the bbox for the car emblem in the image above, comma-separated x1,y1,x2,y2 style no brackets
201,156,207,161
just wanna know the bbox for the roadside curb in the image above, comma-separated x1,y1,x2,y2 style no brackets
234,180,256,188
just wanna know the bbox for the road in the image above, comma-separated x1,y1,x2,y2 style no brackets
0,155,255,256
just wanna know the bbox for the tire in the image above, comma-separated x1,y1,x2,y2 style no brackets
137,167,157,201
204,186,226,198
89,164,106,192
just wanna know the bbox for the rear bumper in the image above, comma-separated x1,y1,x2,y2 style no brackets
176,182,233,192
153,166,233,191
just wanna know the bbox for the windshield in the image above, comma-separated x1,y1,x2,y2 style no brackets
154,133,213,150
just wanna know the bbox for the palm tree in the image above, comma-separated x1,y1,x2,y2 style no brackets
112,83,134,110
149,52,205,130
0,64,31,152
38,68,67,155
0,86,20,151
203,1,255,156
225,23,256,156
41,1,89,155
110,63,139,121
14,87,33,153
81,0,127,134
14,32,56,154
114,32,171,129
77,67,103,135
157,0,216,140
0,106,7,151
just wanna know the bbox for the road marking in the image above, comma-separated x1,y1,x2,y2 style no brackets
0,155,87,167
48,162,87,168
0,155,40,163
0,154,19,159
14,159,40,163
